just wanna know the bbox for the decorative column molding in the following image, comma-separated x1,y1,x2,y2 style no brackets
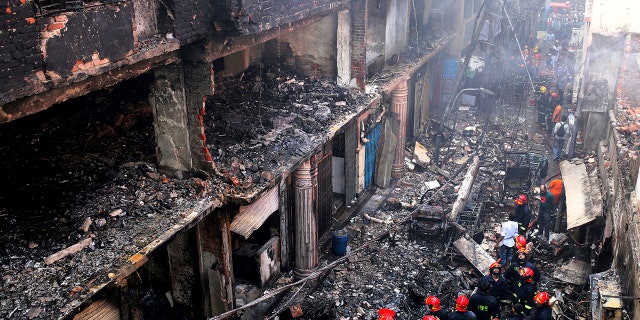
293,160,318,278
391,80,409,178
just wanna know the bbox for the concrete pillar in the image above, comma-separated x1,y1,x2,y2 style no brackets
293,160,318,278
183,60,216,172
391,81,408,178
350,0,368,89
151,63,193,177
337,10,351,87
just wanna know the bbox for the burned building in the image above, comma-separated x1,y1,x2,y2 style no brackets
0,0,485,318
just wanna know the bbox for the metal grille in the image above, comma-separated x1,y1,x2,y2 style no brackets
344,122,357,204
317,152,333,237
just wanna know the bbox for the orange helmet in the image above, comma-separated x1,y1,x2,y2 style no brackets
489,260,502,271
423,316,438,320
519,267,535,282
534,291,551,305
455,295,469,312
551,92,559,98
515,235,527,250
378,308,396,320
515,194,527,205
425,296,441,311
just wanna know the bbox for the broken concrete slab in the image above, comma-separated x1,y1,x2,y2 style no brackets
590,269,623,320
453,235,495,274
553,257,591,285
413,141,431,167
560,160,603,229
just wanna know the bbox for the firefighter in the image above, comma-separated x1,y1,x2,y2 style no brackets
378,308,396,320
426,295,450,320
505,249,540,293
469,281,499,320
506,303,526,320
513,194,531,235
478,261,510,306
515,235,527,252
513,267,537,313
536,86,549,129
529,292,553,320
449,295,477,320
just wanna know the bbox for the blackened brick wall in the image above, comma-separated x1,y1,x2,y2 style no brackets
172,0,214,44
0,0,43,105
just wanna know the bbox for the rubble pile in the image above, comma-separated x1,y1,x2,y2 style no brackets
206,64,371,193
0,78,218,319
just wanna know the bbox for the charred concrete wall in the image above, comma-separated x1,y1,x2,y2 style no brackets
227,0,349,34
0,0,42,106
278,14,338,79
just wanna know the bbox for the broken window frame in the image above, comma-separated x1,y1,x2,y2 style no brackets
33,0,125,17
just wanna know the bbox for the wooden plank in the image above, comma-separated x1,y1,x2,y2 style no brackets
453,235,495,273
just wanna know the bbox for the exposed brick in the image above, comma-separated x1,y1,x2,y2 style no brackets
47,22,65,31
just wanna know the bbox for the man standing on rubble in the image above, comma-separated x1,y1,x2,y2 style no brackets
513,194,531,235
552,115,568,161
425,295,450,320
494,212,519,267
469,281,499,320
513,267,537,313
449,295,477,320
478,261,510,306
505,249,540,294
537,185,554,240
529,292,553,320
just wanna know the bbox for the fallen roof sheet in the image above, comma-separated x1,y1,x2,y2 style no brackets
231,186,279,239
453,235,494,273
559,160,602,229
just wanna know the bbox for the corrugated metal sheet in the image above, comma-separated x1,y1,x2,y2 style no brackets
230,186,279,239
73,296,120,320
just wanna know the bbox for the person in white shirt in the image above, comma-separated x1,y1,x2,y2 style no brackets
494,212,519,267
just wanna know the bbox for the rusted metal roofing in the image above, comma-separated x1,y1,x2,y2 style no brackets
230,186,279,239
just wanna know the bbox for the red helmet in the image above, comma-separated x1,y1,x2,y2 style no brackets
515,194,527,205
534,291,551,305
455,295,469,312
423,316,438,320
489,260,502,271
519,267,535,282
425,296,441,311
515,235,527,250
378,308,396,320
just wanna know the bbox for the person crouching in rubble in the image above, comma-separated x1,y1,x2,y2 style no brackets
505,303,526,320
505,249,540,295
494,212,519,267
449,295,476,320
377,308,396,319
513,267,537,313
529,292,553,320
513,194,531,235
425,295,450,320
478,261,510,309
469,281,499,320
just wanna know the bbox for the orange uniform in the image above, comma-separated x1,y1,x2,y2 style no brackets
548,179,564,204
552,104,562,123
